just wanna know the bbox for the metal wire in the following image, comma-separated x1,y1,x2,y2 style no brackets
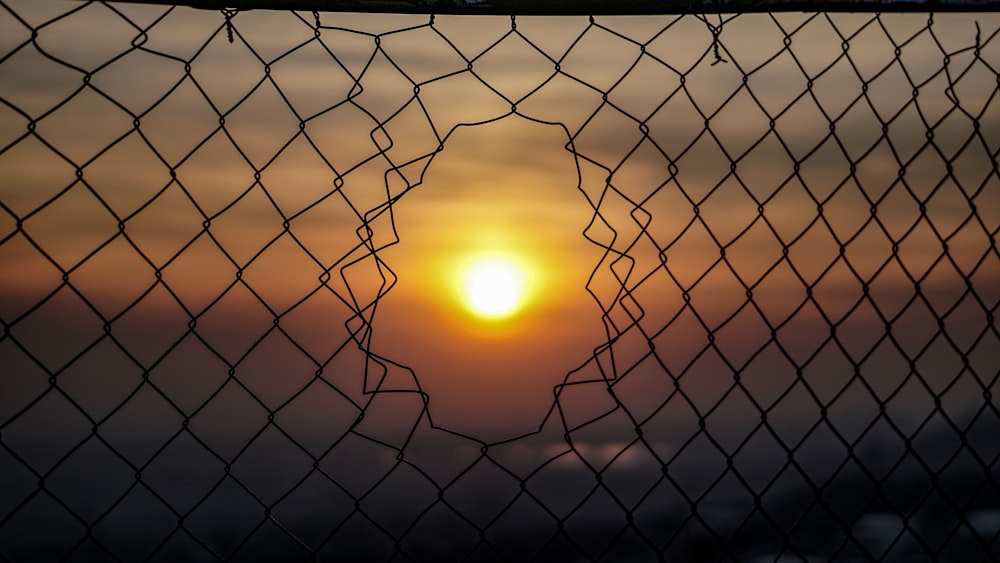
0,1,998,561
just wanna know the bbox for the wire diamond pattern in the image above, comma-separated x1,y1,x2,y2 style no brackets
1,1,998,561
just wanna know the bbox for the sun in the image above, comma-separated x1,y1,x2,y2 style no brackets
460,255,528,320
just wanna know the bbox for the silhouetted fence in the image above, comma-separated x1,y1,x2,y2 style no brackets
1,1,998,561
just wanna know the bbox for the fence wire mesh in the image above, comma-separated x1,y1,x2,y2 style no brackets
1,1,999,561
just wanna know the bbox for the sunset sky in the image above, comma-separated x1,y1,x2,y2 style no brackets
1,1,998,560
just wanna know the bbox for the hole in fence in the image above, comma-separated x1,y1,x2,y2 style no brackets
2,6,999,561
374,116,605,442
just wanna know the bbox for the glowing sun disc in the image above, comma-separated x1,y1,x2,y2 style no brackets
462,256,526,319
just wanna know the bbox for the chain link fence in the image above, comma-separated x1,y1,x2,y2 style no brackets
1,1,998,561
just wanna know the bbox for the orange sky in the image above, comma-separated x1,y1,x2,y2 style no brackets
1,4,997,442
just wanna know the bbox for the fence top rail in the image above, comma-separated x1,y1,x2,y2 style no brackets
77,0,1000,14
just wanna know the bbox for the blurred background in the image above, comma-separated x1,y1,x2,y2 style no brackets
1,1,998,560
